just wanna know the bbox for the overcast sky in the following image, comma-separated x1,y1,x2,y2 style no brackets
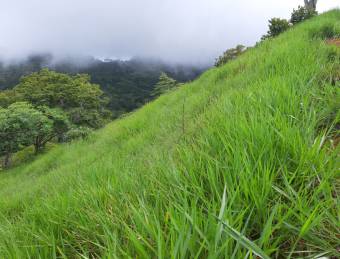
0,0,339,64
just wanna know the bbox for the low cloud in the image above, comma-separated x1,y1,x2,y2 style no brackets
0,0,338,65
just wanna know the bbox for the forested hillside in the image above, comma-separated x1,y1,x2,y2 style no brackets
0,56,205,115
0,10,338,258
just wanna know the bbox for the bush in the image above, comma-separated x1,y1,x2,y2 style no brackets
262,18,290,40
65,126,93,142
291,6,317,25
215,45,246,67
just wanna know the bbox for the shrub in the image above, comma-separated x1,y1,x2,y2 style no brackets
291,6,317,25
65,126,93,142
262,18,290,40
215,45,246,67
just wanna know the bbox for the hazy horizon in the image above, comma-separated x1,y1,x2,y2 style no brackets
0,0,339,65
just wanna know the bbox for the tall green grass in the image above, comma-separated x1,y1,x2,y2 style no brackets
0,10,339,258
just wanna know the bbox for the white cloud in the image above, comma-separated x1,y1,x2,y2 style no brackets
0,0,339,64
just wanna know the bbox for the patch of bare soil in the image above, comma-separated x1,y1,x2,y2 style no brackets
326,38,340,47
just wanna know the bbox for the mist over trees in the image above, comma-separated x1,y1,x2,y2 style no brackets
0,56,206,116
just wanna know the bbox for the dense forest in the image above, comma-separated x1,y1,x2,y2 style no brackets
0,55,206,116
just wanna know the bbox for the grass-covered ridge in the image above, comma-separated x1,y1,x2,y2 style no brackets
0,10,339,258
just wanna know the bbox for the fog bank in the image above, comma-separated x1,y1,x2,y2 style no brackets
0,0,339,64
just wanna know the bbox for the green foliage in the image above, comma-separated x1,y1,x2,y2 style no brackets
151,72,179,97
291,6,318,25
215,45,246,67
78,59,204,114
0,69,110,166
0,54,52,90
32,106,70,153
0,102,70,167
0,102,42,167
0,9,339,259
0,89,18,107
65,126,93,141
13,68,111,128
67,107,109,129
262,18,290,40
0,57,205,116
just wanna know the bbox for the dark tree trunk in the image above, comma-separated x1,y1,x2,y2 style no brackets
304,0,317,10
34,135,51,154
34,145,40,155
34,137,42,155
3,153,11,168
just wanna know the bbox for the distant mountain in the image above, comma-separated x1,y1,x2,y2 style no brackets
0,55,207,116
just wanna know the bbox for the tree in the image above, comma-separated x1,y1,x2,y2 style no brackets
0,56,204,118
262,18,290,40
0,102,42,167
0,102,70,168
32,106,70,153
152,73,179,97
65,126,93,142
0,90,18,108
304,0,318,10
291,6,318,25
14,68,111,128
215,45,246,67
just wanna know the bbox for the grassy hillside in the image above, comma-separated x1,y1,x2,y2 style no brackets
0,11,339,258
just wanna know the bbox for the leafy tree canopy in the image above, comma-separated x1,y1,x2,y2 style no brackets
0,102,43,167
0,89,18,108
261,18,290,40
13,68,111,128
151,73,179,97
0,102,71,167
32,106,70,153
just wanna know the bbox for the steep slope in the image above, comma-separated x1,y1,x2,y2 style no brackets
0,11,339,258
